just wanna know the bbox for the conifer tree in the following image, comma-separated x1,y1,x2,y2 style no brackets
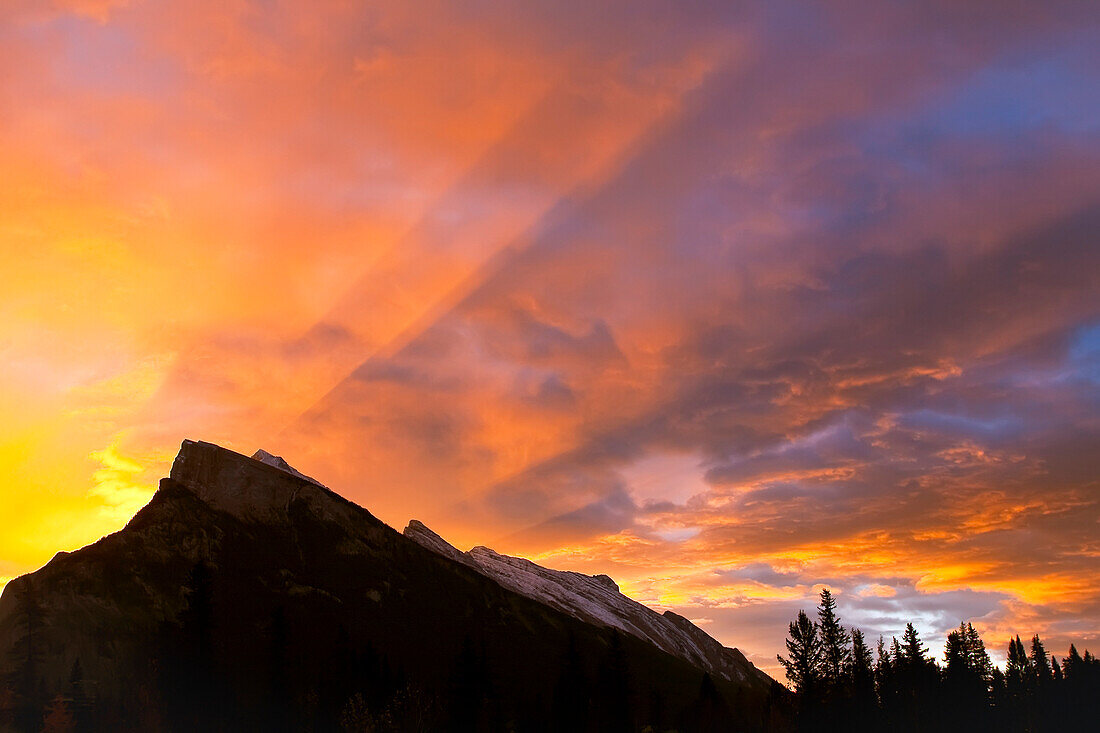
848,628,877,727
874,636,893,708
963,622,992,683
849,628,874,684
874,636,891,680
1029,635,1051,680
1063,644,1083,679
777,610,823,694
1006,635,1030,685
944,629,967,672
944,622,991,726
900,623,928,667
816,589,851,686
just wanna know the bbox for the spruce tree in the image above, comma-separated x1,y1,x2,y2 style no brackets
777,610,823,694
816,589,851,686
874,636,891,680
944,629,967,673
944,622,991,727
849,628,874,683
1029,635,1051,680
1006,635,1030,685
1063,644,1083,679
899,623,928,667
848,628,877,728
963,622,992,683
874,637,892,699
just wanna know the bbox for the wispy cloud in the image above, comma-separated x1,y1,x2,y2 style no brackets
1,0,1098,668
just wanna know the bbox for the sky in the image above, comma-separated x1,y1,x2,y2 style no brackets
1,0,1099,679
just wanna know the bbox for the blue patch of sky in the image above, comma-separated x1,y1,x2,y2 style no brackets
1068,322,1100,384
856,40,1100,178
898,409,1022,439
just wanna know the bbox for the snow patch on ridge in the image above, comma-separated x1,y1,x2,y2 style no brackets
252,449,326,487
402,520,771,686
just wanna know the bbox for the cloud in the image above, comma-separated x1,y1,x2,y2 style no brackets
86,438,163,524
1,0,1099,669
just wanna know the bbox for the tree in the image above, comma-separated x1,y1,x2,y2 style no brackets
1004,635,1031,726
944,629,966,670
777,610,822,694
963,622,993,684
874,635,892,683
848,628,878,728
943,622,992,729
817,589,851,686
1063,644,1083,679
1006,635,1030,686
899,623,928,668
1029,635,1051,681
890,636,903,666
849,628,875,687
874,636,896,718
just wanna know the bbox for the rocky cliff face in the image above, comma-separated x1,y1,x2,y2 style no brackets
0,440,781,732
404,520,771,686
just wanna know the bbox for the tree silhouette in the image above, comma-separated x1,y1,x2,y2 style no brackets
1029,635,1051,681
899,623,928,667
1006,635,1030,683
848,628,877,730
817,589,851,687
777,610,822,695
943,622,991,731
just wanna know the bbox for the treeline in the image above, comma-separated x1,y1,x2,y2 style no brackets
778,589,1100,732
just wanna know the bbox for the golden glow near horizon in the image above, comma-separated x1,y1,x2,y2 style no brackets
2,1,1099,678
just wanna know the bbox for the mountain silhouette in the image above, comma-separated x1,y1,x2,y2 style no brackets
0,439,785,731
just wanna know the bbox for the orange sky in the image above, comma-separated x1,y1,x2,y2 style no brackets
2,0,1099,678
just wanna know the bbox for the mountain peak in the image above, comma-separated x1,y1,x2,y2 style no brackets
0,438,777,730
168,439,362,527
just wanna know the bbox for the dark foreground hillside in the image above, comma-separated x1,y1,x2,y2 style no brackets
0,440,787,732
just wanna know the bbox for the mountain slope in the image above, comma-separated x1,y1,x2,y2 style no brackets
404,521,771,686
0,440,783,732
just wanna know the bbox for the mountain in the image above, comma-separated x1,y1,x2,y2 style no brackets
0,440,785,732
404,521,771,687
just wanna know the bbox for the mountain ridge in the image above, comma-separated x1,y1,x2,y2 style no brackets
403,519,771,686
0,439,783,732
